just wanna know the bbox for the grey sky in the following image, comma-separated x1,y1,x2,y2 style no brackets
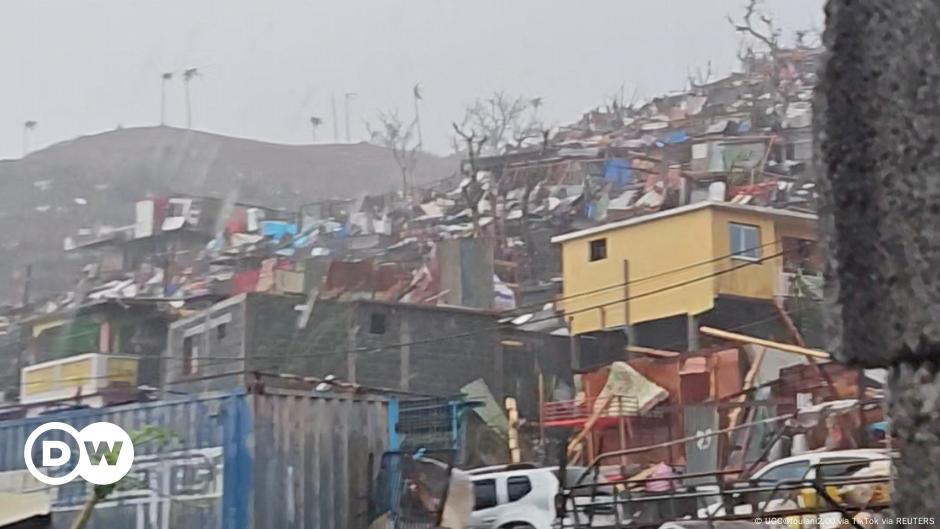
2,0,822,159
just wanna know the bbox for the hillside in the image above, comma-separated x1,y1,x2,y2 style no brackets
0,126,459,302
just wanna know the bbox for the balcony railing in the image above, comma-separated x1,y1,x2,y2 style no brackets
776,270,823,300
20,353,138,404
543,395,641,427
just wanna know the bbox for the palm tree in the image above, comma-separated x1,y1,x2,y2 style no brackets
22,120,37,156
309,116,323,141
160,72,173,125
182,68,200,129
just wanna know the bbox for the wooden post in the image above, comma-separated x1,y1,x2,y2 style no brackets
566,394,613,458
687,313,699,352
346,305,358,383
623,260,630,324
623,260,634,346
567,316,580,371
400,317,411,391
618,396,628,469
506,397,521,463
538,373,546,444
773,297,836,393
727,345,767,431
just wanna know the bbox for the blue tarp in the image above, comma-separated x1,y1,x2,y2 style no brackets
603,158,632,186
260,221,298,241
664,130,690,144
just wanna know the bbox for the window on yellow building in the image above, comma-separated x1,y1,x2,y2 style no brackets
729,223,761,260
589,238,607,261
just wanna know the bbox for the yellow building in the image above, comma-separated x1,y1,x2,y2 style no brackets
552,201,819,336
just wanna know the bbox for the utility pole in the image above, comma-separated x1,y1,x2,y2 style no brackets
331,93,339,142
182,68,200,129
160,72,173,125
22,120,36,156
818,0,940,522
344,92,357,143
413,83,424,150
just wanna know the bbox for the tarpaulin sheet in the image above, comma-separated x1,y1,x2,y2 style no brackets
595,361,669,416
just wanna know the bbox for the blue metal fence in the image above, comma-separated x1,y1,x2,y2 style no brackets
389,397,476,452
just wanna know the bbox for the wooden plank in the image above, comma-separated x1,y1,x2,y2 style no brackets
773,297,838,393
566,394,614,458
727,345,766,431
698,326,830,359
626,345,681,358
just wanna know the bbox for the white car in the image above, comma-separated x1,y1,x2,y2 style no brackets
467,465,620,529
696,449,892,519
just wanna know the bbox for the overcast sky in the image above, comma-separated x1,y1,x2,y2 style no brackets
2,0,823,159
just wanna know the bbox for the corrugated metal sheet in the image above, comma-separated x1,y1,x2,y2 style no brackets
0,393,244,529
0,390,387,529
250,391,388,529
683,404,719,485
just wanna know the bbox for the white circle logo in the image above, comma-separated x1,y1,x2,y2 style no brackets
695,429,714,451
23,421,134,486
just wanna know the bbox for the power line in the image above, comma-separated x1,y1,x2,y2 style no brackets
8,249,803,394
152,249,789,365
506,239,783,314
4,301,817,399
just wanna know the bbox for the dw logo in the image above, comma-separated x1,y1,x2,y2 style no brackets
23,422,134,486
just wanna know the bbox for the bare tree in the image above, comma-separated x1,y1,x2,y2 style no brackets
182,68,200,129
451,123,488,235
519,129,554,279
367,110,420,196
460,92,543,154
687,60,714,89
309,115,323,141
727,0,790,113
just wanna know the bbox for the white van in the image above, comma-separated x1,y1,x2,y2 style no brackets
696,449,892,520
467,465,620,529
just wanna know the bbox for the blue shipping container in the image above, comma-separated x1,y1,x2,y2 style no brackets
0,389,388,529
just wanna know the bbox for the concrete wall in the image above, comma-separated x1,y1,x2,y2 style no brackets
162,294,573,420
164,294,249,393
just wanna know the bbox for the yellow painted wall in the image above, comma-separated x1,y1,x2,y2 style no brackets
560,208,717,334
22,368,52,395
776,218,818,243
711,210,817,299
22,358,92,398
31,318,65,339
106,357,138,385
560,205,818,335
711,209,779,299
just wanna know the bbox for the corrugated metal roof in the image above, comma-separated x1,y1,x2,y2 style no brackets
551,201,818,244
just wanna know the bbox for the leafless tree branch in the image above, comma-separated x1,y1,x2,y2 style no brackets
368,110,420,197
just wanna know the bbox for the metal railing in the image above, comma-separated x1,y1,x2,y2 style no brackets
555,458,893,529
543,396,641,425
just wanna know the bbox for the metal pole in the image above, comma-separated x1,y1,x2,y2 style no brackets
331,93,339,142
